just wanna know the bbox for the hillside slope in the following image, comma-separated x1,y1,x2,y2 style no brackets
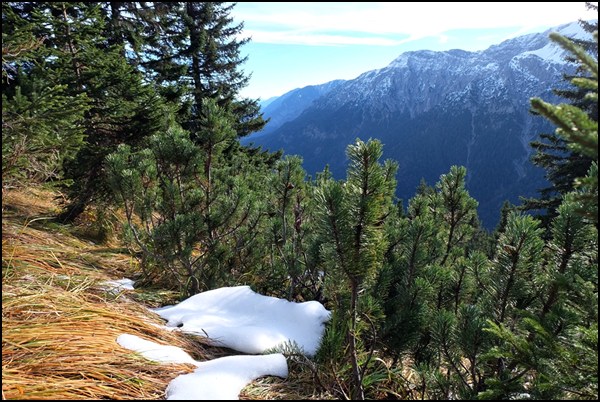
1,187,309,400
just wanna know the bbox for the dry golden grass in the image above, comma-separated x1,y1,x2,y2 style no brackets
2,186,340,400
240,364,333,400
2,186,212,400
2,186,62,218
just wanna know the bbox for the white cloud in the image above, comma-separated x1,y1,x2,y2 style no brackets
243,29,410,46
233,2,597,46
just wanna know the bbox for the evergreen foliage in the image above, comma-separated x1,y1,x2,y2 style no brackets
140,2,265,137
106,101,265,297
4,2,168,221
2,3,88,188
315,139,397,400
3,3,598,399
523,14,597,228
267,155,311,300
531,31,598,226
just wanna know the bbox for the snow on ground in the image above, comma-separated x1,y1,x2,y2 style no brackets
153,285,331,356
116,334,199,366
101,278,135,293
165,354,288,400
116,285,330,399
116,334,288,400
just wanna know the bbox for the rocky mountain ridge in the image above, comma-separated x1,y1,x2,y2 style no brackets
245,21,592,228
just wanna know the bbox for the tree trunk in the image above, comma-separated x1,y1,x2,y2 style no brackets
350,279,365,400
57,197,87,223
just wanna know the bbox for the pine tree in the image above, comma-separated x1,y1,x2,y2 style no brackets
475,212,545,398
483,196,597,399
107,126,203,293
37,2,267,222
522,11,597,227
142,2,265,137
267,155,310,300
315,139,397,400
530,31,598,226
2,3,88,188
381,167,482,397
523,131,594,228
381,191,439,362
21,2,171,222
496,29,600,399
99,2,169,63
107,100,263,296
434,166,479,264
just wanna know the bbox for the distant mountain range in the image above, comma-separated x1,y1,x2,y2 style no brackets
243,22,593,229
252,80,345,139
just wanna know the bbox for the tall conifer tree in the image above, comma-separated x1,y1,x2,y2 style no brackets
2,3,88,187
23,2,171,222
522,7,597,227
142,2,265,137
530,31,598,226
315,139,397,400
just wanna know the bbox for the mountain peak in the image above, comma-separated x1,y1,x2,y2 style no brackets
388,49,448,68
386,20,595,70
553,19,597,40
247,20,594,228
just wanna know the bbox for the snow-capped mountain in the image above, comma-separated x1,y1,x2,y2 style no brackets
245,21,594,228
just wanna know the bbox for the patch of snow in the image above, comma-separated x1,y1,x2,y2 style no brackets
117,333,288,400
102,278,135,293
519,43,566,64
165,354,288,400
116,334,199,366
153,286,330,356
555,20,596,41
518,20,595,64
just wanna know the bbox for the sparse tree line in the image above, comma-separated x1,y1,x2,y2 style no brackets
2,2,597,399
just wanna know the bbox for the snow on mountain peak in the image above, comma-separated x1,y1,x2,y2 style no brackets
519,43,567,64
515,20,595,64
385,20,594,69
555,19,597,40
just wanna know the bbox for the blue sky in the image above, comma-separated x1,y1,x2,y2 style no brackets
230,2,597,100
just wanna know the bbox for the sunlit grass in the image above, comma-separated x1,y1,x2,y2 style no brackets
2,186,354,400
2,187,208,400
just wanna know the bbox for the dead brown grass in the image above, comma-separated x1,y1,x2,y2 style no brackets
2,186,62,218
240,365,332,400
2,186,212,400
2,186,337,400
